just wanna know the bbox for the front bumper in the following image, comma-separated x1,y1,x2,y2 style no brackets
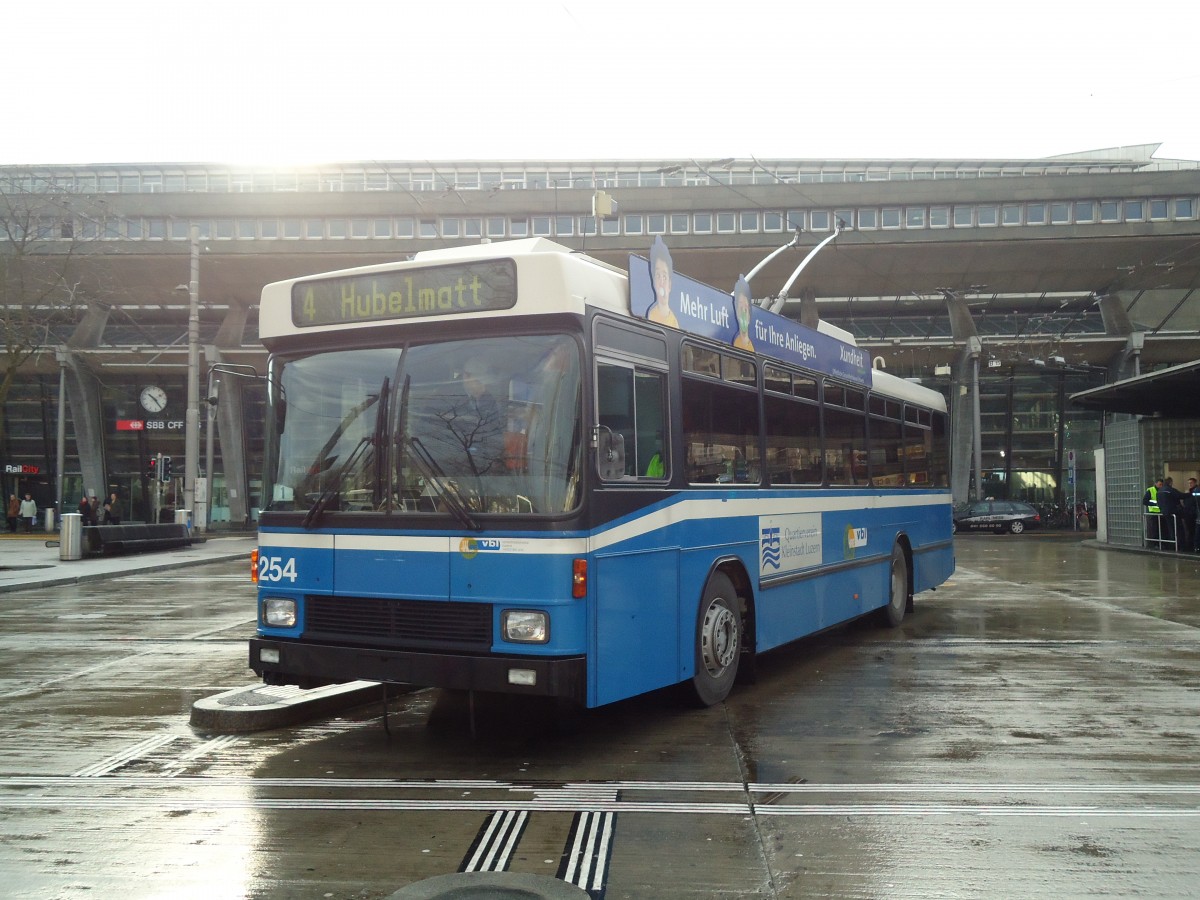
249,638,587,704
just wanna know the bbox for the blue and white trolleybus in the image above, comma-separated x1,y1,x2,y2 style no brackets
250,237,954,708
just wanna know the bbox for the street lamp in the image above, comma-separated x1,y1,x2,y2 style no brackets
183,226,200,528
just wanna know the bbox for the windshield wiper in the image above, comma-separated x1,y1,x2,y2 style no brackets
301,434,373,529
302,377,389,529
408,436,481,532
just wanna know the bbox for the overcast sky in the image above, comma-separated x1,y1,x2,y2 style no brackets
8,0,1199,167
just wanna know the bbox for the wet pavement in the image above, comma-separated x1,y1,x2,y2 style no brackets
1,532,1199,898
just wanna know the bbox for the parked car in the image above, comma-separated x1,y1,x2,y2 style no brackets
952,500,1042,534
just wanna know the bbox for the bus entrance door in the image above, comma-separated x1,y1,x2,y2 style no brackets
591,546,681,707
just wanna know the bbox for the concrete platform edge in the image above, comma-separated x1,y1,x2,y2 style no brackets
191,681,413,734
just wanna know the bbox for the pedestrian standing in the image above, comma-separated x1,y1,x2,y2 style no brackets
103,492,120,525
1143,477,1163,541
1190,477,1200,552
19,493,37,532
6,494,19,533
1160,477,1184,547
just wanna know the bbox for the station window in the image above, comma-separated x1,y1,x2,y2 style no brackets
487,217,506,237
419,219,437,238
670,213,690,233
647,214,667,234
786,211,805,231
532,216,552,236
350,219,369,239
465,218,483,238
623,214,643,235
882,208,902,229
511,218,530,237
716,212,736,233
441,218,461,238
1124,200,1144,221
764,211,784,231
739,211,758,232
834,210,854,230
601,218,619,236
327,219,347,239
1074,201,1095,223
977,206,998,226
953,206,973,227
1099,201,1119,222
1050,203,1070,224
692,212,712,233
929,207,949,228
1149,199,1169,220
1176,198,1195,219
1026,203,1046,225
906,207,925,228
1002,205,1022,226
858,208,878,229
810,211,830,231
305,219,324,239
395,217,414,238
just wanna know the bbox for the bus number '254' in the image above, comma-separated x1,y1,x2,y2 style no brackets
259,555,298,583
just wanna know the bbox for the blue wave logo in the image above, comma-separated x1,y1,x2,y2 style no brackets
760,526,781,570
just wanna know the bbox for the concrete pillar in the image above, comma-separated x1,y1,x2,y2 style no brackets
211,302,252,525
61,304,111,505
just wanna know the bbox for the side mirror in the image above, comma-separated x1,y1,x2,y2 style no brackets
596,428,625,481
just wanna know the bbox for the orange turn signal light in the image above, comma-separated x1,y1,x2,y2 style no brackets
572,558,587,599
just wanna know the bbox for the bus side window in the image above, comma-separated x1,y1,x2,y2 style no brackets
596,361,668,482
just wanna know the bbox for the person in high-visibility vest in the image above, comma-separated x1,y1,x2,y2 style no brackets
1143,477,1164,542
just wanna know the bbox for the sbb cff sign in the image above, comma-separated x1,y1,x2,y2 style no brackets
116,420,185,431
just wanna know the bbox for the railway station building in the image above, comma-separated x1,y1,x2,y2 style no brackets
2,145,1198,535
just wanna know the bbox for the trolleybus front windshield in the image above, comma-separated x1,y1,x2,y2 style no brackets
264,334,582,517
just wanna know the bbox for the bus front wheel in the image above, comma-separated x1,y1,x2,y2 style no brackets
881,543,910,628
688,572,742,706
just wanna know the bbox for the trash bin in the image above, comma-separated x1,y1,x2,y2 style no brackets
175,508,192,532
44,508,56,532
60,513,83,561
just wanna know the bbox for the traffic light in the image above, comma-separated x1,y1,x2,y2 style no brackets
147,457,157,481
160,455,172,482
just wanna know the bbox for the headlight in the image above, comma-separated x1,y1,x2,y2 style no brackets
502,610,549,643
262,597,297,628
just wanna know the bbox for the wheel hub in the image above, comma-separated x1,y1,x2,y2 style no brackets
701,602,738,674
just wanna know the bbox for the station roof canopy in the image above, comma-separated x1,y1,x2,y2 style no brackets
1070,359,1200,417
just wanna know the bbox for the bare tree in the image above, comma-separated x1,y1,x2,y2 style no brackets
0,180,102,447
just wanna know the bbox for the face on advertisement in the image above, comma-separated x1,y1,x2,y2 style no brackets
652,257,671,305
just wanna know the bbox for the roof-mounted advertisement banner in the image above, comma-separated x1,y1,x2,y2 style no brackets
628,237,871,387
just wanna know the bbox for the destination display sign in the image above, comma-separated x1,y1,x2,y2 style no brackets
291,259,517,327
629,240,871,387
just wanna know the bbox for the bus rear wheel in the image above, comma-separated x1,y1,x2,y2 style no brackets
881,543,910,628
688,572,741,706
